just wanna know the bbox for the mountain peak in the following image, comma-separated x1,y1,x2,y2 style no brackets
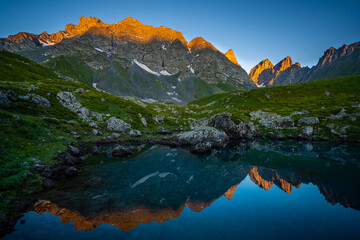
78,16,103,27
188,37,218,52
249,59,274,84
275,56,293,71
119,16,143,25
225,49,240,66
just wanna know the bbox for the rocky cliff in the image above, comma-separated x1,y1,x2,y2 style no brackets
249,41,360,87
0,16,255,102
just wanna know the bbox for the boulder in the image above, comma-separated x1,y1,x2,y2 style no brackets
176,126,229,148
328,108,347,120
107,117,131,133
129,130,142,137
0,90,17,107
89,122,98,128
140,117,148,127
63,154,81,166
65,167,78,177
266,132,286,140
92,129,99,136
290,110,309,116
259,116,294,129
298,117,319,125
111,145,133,157
302,126,314,137
68,145,80,157
19,94,51,108
191,142,213,154
153,115,165,124
249,110,281,121
190,117,209,130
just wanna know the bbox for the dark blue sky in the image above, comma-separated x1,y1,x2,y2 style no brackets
1,0,359,72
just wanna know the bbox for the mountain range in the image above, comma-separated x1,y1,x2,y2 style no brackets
249,42,360,87
0,16,255,103
1,16,359,101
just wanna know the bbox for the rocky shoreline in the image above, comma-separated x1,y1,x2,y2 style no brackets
1,111,359,237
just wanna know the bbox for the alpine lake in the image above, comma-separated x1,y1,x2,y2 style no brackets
4,140,360,240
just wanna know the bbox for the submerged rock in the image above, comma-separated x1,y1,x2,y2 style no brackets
111,145,133,157
191,142,213,154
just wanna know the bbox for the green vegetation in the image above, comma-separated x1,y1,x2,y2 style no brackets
189,75,360,140
1,51,360,214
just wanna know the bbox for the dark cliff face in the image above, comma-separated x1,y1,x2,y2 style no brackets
249,41,360,87
0,16,255,102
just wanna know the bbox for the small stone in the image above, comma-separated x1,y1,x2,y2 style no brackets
92,129,99,136
302,126,314,137
324,91,330,96
265,93,272,99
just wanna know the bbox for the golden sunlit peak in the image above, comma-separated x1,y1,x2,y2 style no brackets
225,49,240,66
188,37,218,52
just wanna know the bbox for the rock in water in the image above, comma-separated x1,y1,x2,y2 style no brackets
111,145,133,157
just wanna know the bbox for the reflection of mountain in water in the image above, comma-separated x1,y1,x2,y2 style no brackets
33,143,360,232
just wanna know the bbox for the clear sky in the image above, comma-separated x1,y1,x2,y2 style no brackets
1,0,359,72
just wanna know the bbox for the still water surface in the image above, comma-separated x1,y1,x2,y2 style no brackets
5,141,360,240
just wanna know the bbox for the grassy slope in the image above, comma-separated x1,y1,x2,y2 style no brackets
1,51,360,213
189,75,360,140
0,51,191,212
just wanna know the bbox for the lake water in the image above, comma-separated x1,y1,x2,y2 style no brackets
4,141,360,240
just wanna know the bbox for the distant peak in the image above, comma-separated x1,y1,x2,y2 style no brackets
294,62,301,67
249,59,274,84
275,56,293,71
188,37,218,52
225,49,240,66
78,16,103,27
119,16,143,25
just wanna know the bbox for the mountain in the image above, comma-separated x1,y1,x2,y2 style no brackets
225,49,240,66
0,16,255,102
248,59,273,85
249,41,360,87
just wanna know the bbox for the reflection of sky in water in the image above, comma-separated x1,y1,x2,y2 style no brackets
4,143,360,240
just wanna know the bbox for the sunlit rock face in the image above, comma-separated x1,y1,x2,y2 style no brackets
0,16,256,102
249,41,360,87
225,49,240,66
249,59,274,85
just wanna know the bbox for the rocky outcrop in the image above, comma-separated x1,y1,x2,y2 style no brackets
176,126,229,147
259,116,295,129
19,94,51,108
0,90,17,107
106,117,131,133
